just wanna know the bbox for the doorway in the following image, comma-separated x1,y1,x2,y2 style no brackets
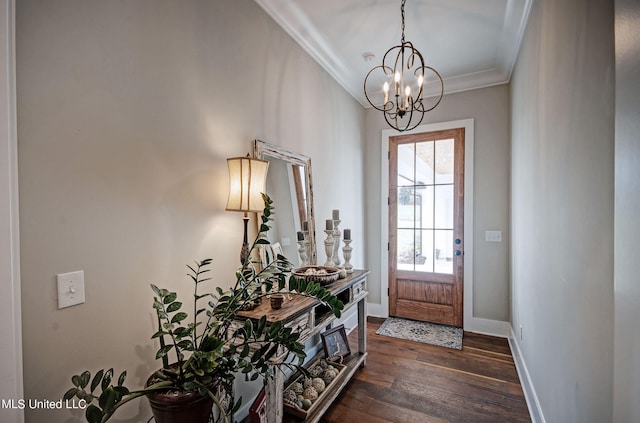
388,128,465,327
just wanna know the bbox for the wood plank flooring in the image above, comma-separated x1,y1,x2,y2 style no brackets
320,317,531,423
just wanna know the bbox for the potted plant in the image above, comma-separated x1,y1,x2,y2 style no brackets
64,194,344,423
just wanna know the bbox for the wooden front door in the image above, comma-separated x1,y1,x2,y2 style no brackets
389,128,464,327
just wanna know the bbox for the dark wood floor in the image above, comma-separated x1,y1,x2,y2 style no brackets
320,317,531,423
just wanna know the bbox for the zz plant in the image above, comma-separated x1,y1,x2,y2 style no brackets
64,194,344,423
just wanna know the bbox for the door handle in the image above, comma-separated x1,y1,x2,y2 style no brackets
455,238,461,244
455,250,462,256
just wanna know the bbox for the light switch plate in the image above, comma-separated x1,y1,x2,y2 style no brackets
57,270,85,309
485,230,502,242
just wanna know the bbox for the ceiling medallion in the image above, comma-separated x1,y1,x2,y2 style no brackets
364,0,444,132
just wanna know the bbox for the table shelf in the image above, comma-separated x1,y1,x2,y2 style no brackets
236,270,369,423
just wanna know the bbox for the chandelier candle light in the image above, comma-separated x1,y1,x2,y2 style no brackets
364,0,444,132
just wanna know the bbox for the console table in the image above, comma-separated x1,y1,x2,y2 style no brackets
235,270,369,423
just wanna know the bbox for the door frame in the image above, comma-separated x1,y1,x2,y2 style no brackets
1,1,24,422
379,119,474,329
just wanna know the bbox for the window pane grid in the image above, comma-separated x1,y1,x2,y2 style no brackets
395,139,454,275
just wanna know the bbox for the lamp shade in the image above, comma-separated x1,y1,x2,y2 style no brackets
225,157,269,213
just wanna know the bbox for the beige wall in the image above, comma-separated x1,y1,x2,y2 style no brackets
510,0,615,421
16,1,365,422
365,84,511,322
613,0,640,421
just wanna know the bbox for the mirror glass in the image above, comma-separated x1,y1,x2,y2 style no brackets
253,140,316,265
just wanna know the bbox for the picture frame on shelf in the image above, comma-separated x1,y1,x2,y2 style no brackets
321,324,351,359
249,387,267,423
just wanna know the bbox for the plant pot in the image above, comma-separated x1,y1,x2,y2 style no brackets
147,389,213,423
146,373,219,423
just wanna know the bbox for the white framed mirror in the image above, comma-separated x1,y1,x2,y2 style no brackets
253,140,317,265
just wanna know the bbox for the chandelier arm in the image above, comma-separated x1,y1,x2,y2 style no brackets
422,66,445,112
364,65,395,112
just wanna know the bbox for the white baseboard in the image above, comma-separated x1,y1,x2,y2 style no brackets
366,302,386,318
508,325,546,423
465,317,511,338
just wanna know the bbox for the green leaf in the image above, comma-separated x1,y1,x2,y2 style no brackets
90,369,104,393
267,320,283,339
171,312,188,324
71,374,81,388
166,301,182,312
117,371,127,386
112,386,130,397
257,315,266,336
163,292,177,304
177,340,193,350
63,388,78,401
85,404,103,423
244,319,254,338
183,381,197,391
156,345,173,359
101,368,113,391
150,284,161,296
80,371,91,389
151,330,168,339
98,386,117,412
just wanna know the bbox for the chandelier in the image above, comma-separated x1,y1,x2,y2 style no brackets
364,0,444,132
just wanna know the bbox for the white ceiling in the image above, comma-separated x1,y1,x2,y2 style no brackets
254,0,533,107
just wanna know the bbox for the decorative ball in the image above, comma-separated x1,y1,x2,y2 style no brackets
291,382,304,394
303,386,319,401
297,394,305,402
283,390,297,402
322,372,335,385
310,365,324,377
322,367,339,384
301,398,312,410
319,360,329,369
303,377,313,389
311,377,326,393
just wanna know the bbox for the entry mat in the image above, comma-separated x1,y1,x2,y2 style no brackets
375,317,463,350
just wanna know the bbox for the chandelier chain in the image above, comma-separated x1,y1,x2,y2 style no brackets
401,0,406,44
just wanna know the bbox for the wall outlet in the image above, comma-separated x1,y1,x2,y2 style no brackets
57,270,85,309
485,230,503,242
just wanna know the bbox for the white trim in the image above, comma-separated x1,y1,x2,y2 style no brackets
509,325,546,423
465,318,510,338
0,0,23,422
253,1,533,108
379,119,474,329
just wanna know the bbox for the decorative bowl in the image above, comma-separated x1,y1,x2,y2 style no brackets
291,266,340,285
